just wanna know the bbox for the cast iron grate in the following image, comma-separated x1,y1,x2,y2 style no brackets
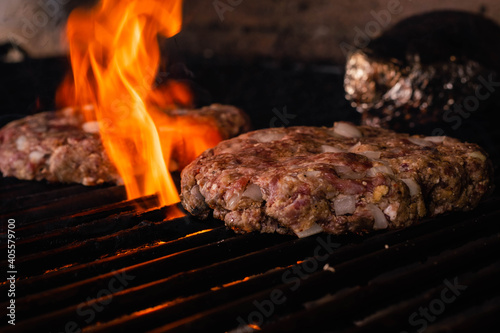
1,174,499,333
1,55,499,332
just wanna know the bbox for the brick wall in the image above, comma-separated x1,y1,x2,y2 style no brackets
178,0,500,64
1,0,500,64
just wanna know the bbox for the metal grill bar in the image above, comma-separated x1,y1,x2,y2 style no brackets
147,208,500,333
1,185,127,225
424,294,500,333
1,177,499,333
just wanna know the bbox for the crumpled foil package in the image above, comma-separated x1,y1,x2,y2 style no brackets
344,11,500,139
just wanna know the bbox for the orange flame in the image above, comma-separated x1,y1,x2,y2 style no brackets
64,0,207,207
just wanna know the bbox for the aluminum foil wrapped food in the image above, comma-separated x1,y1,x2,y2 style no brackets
344,11,500,137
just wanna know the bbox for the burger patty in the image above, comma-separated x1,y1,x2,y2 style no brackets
181,122,494,237
0,104,249,185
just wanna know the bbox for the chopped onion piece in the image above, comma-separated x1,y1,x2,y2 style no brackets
401,178,420,197
366,165,393,177
295,223,324,238
321,145,344,153
383,204,398,221
408,137,433,147
333,122,362,138
82,121,100,133
334,165,364,179
251,131,285,143
424,136,446,144
61,106,75,116
242,184,263,201
215,141,241,154
468,151,486,162
16,135,29,151
226,192,242,210
191,185,204,202
304,170,322,178
334,195,356,215
323,264,336,273
367,204,389,230
82,177,96,186
359,151,381,159
349,142,379,157
29,151,44,164
349,141,361,151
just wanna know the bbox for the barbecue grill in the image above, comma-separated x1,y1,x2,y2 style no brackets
1,165,500,333
1,58,500,332
2,1,500,332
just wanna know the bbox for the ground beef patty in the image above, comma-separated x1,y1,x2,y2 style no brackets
181,122,494,237
0,104,249,186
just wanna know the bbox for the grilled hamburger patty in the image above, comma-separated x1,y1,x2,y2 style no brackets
181,122,493,236
0,104,249,185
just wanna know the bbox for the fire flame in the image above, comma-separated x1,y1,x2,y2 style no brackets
63,0,216,207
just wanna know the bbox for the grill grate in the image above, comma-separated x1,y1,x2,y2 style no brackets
2,54,500,332
1,174,499,333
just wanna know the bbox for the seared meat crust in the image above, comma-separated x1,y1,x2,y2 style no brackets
0,104,249,185
0,108,119,185
181,122,493,236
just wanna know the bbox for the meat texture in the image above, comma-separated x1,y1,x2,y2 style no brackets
0,108,119,186
0,104,249,185
181,122,493,237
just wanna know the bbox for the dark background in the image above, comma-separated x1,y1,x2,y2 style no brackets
0,0,498,146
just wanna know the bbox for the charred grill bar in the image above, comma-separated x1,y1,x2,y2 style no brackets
1,171,499,332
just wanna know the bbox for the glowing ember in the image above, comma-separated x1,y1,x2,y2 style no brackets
63,0,210,207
